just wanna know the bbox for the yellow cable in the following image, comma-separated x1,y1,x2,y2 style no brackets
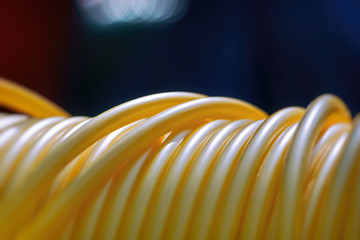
0,78,69,118
0,80,358,240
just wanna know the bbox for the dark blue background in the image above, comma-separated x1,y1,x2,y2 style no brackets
65,0,360,116
1,0,359,116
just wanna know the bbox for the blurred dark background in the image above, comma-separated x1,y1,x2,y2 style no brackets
1,0,359,116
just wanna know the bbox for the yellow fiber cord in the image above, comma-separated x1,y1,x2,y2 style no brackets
0,79,359,240
0,78,69,118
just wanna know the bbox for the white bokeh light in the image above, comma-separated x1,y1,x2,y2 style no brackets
78,0,188,25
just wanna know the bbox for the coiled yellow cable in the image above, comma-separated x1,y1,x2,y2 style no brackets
0,78,359,240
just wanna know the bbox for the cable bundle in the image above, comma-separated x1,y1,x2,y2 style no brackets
0,78,359,240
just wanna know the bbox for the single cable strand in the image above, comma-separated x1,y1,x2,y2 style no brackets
0,77,69,117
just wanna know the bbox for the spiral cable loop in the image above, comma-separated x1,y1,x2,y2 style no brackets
0,78,359,240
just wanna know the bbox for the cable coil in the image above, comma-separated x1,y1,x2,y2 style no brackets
0,78,359,240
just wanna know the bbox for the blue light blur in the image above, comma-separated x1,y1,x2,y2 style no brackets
77,0,188,25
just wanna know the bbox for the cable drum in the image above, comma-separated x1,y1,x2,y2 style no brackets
0,78,359,240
